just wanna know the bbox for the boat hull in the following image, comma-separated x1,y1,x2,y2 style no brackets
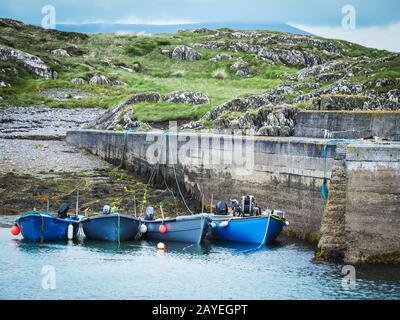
17,212,80,242
209,215,285,245
82,214,140,242
143,214,210,244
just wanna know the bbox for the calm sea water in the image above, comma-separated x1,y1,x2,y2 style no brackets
0,217,400,300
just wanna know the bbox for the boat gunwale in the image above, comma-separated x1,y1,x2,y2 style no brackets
81,214,141,223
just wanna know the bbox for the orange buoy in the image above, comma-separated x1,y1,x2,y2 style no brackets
159,224,168,234
11,225,21,236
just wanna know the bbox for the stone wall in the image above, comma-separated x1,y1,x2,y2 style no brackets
294,111,400,140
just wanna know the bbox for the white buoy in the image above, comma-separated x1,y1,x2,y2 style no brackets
220,221,229,228
67,224,74,240
140,224,147,234
157,242,165,250
210,222,217,229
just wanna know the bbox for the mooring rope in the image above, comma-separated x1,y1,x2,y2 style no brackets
163,130,194,215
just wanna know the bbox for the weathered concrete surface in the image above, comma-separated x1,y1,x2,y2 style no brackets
294,111,400,141
344,142,400,263
67,130,336,242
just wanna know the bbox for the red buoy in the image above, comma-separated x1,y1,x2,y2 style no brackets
11,225,21,236
159,224,168,234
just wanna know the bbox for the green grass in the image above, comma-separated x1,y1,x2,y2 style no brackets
132,101,212,122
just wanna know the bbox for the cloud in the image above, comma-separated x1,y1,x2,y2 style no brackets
291,22,400,53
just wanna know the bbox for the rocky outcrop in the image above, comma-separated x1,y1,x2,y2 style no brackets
71,78,86,85
192,41,225,50
51,49,70,57
89,92,161,130
318,94,400,111
210,53,231,62
172,46,201,61
89,75,112,86
161,49,172,58
0,45,57,79
257,47,325,67
163,91,209,105
211,105,298,135
125,92,161,105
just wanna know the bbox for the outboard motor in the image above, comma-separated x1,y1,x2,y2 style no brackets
241,196,261,217
57,203,70,219
145,207,155,221
103,205,111,215
231,199,241,217
216,201,228,215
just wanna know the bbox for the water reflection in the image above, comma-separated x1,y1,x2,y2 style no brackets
2,226,400,300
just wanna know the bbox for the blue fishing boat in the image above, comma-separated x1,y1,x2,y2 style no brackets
16,210,80,242
142,209,210,244
81,207,141,242
208,196,289,245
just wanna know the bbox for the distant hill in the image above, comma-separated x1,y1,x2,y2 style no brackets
55,22,310,35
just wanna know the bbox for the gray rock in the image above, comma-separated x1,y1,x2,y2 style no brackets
51,49,70,57
236,69,252,77
172,46,201,61
258,47,325,67
89,75,112,86
192,42,225,50
388,89,400,103
164,91,210,105
0,45,57,79
90,92,161,130
230,58,247,71
70,78,86,85
161,49,172,58
125,92,161,105
210,53,232,62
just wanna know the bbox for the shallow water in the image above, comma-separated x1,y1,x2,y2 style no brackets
0,217,399,300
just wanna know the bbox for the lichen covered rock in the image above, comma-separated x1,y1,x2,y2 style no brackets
163,91,209,105
0,45,57,79
51,49,70,57
172,45,201,61
70,78,86,85
89,75,112,86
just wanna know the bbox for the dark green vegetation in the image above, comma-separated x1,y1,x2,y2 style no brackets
0,18,399,123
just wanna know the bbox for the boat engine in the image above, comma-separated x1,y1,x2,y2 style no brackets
231,199,241,216
103,205,111,215
145,207,155,221
240,196,261,217
57,203,70,219
216,201,228,215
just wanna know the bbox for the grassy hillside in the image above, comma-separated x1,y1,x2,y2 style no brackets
0,18,399,125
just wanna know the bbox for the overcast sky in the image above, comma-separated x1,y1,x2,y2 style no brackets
1,0,399,51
